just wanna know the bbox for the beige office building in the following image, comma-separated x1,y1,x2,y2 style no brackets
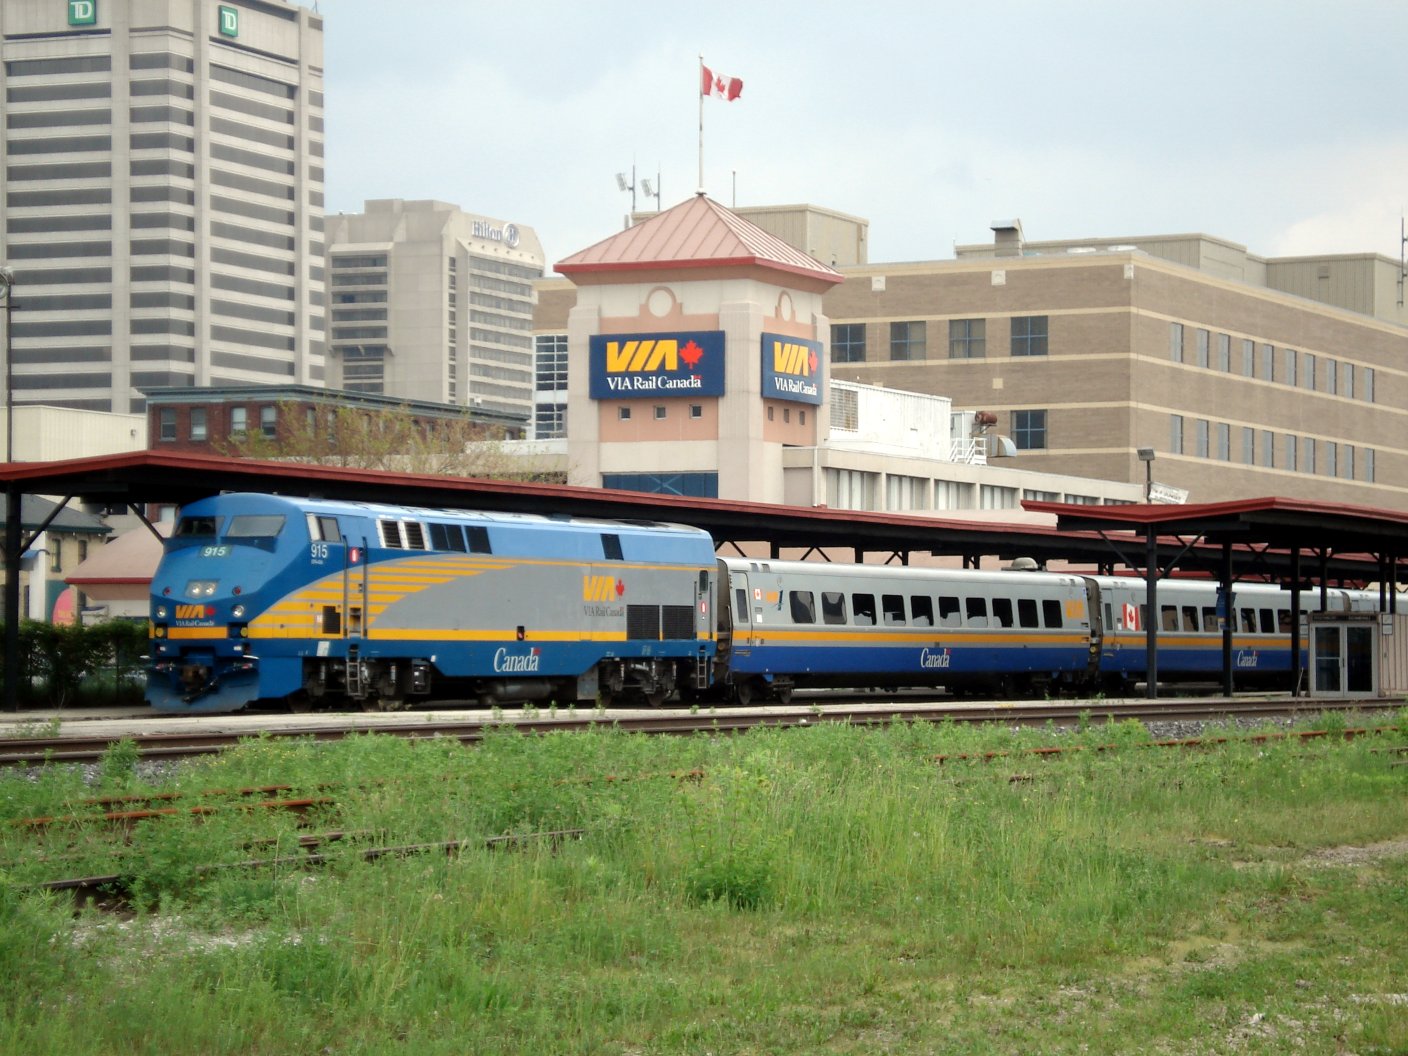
825,221,1407,509
325,199,544,422
0,0,326,412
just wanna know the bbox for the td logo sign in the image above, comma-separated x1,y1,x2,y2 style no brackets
67,0,96,25
218,4,239,37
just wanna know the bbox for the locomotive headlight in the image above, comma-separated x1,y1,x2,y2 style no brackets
185,580,218,598
231,604,246,619
155,605,168,619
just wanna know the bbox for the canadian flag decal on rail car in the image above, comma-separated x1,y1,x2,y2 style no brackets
1122,602,1140,630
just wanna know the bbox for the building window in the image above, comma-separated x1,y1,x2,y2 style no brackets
832,323,866,363
535,334,568,389
1216,333,1230,372
158,407,176,441
949,318,985,359
1361,367,1375,403
1169,323,1184,363
1242,427,1254,465
1343,444,1355,480
189,407,207,441
653,405,666,420
229,406,247,436
618,407,631,421
1195,329,1209,369
1302,437,1316,473
1012,409,1047,450
1241,339,1254,377
689,404,703,419
1285,434,1297,472
1341,361,1353,399
260,405,277,437
1365,448,1375,482
1216,422,1230,461
1010,316,1047,356
601,472,718,498
533,403,565,439
1195,419,1209,458
1283,348,1297,387
1261,430,1274,468
1302,352,1316,391
1170,414,1184,455
1324,441,1337,477
1324,358,1337,395
890,321,926,360
1259,343,1273,380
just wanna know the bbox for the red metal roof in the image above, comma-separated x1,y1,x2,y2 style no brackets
555,194,843,289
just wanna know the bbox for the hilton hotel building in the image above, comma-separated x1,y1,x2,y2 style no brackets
0,0,325,413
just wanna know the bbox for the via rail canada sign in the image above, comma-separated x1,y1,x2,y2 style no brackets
589,331,725,399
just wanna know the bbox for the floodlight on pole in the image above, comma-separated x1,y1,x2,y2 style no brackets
1137,447,1155,503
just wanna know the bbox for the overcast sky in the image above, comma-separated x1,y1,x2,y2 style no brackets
318,1,1408,270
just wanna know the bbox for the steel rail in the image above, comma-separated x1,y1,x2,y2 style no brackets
0,696,1398,767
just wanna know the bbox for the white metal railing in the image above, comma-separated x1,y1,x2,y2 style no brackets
949,438,987,465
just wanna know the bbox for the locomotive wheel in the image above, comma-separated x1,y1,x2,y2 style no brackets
774,685,793,705
733,679,756,706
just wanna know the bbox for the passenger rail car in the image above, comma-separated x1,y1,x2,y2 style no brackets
147,493,718,713
714,558,1097,703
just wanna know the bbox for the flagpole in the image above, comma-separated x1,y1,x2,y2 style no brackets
697,54,705,193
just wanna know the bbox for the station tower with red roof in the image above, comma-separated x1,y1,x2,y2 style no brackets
555,194,843,501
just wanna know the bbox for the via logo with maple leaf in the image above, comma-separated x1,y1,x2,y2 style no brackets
588,331,726,398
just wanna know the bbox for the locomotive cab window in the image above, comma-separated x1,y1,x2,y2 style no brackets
602,534,624,561
1043,600,1064,628
174,516,218,537
821,591,847,624
225,515,285,538
790,590,816,624
465,526,491,554
882,594,906,626
307,515,341,543
852,593,877,626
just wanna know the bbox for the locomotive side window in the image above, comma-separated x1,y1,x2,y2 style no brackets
1018,598,1039,628
1161,605,1179,631
938,596,961,627
1202,606,1219,631
1181,606,1199,631
881,595,905,625
790,590,816,624
852,593,877,626
821,592,847,624
465,526,491,554
1259,609,1275,633
910,596,934,626
1239,607,1257,633
735,589,750,623
1278,609,1293,633
1043,600,1064,628
965,597,988,628
226,515,285,538
602,534,624,560
991,597,1015,628
306,514,341,543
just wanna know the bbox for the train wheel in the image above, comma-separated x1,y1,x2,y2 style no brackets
774,685,794,705
733,679,755,706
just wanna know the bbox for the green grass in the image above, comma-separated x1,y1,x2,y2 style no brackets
0,712,1406,1054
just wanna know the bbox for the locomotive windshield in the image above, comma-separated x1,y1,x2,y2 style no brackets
225,514,286,539
173,516,218,537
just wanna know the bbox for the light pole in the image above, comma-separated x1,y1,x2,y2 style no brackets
1137,447,1155,503
0,267,13,463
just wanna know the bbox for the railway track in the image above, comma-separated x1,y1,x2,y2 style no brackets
0,695,1398,767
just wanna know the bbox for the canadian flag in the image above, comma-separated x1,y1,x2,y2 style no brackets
701,63,743,101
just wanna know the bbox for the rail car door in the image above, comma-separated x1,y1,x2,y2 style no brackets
729,570,756,648
342,537,369,641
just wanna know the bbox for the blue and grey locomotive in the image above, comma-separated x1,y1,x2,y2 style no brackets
147,493,718,712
